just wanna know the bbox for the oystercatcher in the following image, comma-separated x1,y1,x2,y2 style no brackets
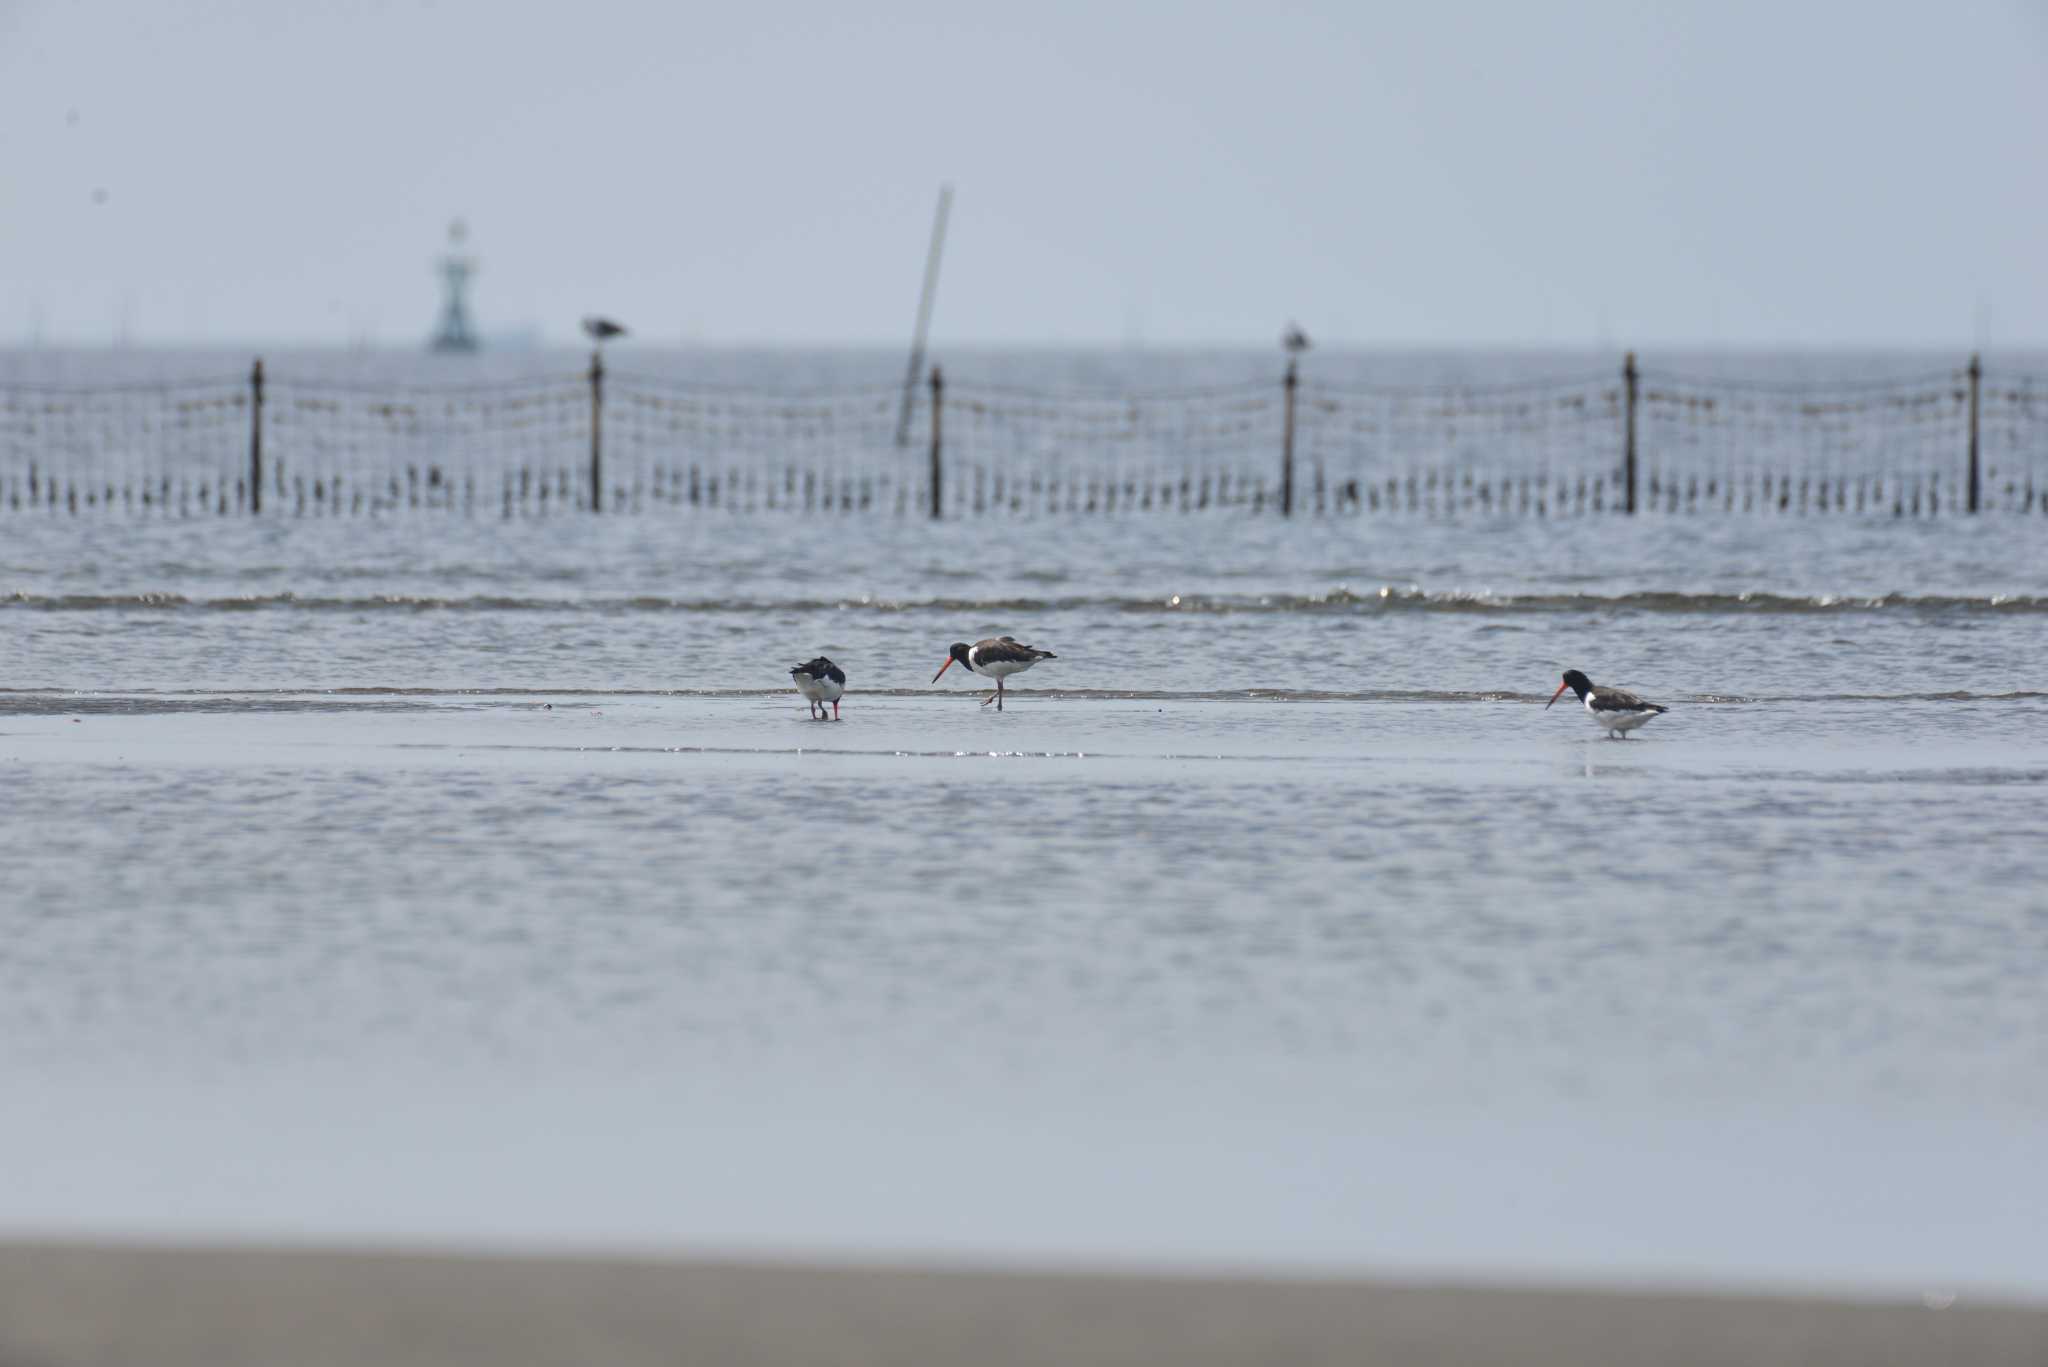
790,656,846,720
1546,668,1668,739
582,316,627,344
930,637,1056,711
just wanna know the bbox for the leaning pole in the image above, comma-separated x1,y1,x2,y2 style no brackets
895,183,954,448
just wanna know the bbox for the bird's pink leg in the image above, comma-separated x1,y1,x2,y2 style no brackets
832,698,840,721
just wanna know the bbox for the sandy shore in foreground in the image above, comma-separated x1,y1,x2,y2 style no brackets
1,1242,2042,1367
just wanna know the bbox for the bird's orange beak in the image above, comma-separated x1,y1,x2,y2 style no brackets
931,658,955,684
1545,680,1570,709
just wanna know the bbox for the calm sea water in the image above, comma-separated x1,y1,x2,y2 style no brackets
2,349,2044,1296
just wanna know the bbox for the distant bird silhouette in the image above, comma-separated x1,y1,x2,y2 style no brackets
582,317,627,344
1283,321,1311,355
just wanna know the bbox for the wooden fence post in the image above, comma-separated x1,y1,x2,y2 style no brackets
588,350,605,513
1623,351,1638,515
1280,359,1298,517
1967,352,1981,514
249,358,265,515
928,365,944,520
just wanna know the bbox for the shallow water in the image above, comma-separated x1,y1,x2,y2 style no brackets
3,366,2047,1296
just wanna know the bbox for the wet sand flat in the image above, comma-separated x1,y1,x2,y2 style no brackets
1,1241,2043,1367
3,694,2046,1295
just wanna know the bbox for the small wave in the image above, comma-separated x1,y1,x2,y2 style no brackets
0,694,465,716
1756,690,2048,703
5,588,2048,616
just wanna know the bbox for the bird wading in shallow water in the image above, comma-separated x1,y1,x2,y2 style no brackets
1546,668,1668,739
790,656,846,720
931,637,1057,712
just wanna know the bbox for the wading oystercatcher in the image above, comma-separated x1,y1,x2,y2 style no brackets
931,637,1056,711
790,656,846,720
1546,668,1668,739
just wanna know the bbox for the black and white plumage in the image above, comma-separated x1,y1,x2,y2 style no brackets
582,316,627,343
930,636,1056,712
1546,668,1668,739
790,656,846,720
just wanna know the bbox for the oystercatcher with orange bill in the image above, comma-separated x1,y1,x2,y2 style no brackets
931,637,1056,711
791,656,846,720
1546,668,1668,739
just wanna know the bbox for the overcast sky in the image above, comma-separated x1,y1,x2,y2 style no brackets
4,0,2044,348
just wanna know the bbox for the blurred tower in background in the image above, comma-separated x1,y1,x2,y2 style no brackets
429,219,479,353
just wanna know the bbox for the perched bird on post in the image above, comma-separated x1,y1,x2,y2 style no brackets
582,317,627,345
1282,321,1310,355
790,656,846,720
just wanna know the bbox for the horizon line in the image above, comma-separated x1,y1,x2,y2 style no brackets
3,338,2043,355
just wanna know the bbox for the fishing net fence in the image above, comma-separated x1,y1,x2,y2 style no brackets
1638,367,1971,515
941,381,1280,515
1979,369,2048,513
1291,373,1626,516
604,376,920,514
0,377,250,514
2,359,2042,518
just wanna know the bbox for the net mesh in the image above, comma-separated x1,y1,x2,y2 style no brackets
265,378,588,515
1638,368,1969,515
1295,374,1624,516
604,375,922,515
943,382,1278,515
0,379,248,514
1979,371,2048,514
